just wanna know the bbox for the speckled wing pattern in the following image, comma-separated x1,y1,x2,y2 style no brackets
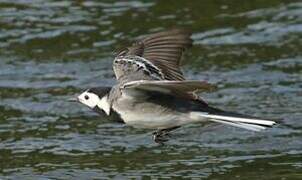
112,29,214,103
113,29,192,82
113,55,165,82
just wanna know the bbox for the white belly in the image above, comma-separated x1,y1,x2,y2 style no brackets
112,91,194,129
119,111,183,129
112,103,192,129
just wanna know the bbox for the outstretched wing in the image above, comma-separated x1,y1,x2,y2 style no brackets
122,80,216,101
113,29,192,81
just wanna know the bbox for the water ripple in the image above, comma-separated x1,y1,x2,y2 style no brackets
0,0,301,179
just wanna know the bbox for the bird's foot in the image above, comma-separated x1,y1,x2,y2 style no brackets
152,130,171,145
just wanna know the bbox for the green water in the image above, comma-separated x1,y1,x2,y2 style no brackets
0,0,301,179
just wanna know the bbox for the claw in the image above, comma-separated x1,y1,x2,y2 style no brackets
152,130,170,145
152,127,180,145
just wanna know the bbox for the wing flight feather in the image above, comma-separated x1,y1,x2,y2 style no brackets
113,29,192,81
122,80,216,101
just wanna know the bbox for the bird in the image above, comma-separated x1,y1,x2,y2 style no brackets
73,29,276,144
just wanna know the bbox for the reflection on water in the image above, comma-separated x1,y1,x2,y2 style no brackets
0,0,301,179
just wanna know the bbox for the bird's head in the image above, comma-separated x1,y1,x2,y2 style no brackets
75,87,111,115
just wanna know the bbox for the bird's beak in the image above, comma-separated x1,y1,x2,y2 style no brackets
68,97,78,102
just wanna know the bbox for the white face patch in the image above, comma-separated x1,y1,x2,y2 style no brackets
78,91,100,109
97,95,110,115
77,90,111,115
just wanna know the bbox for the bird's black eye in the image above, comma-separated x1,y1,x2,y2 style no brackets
84,95,89,100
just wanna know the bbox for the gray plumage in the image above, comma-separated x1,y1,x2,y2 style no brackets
77,29,276,143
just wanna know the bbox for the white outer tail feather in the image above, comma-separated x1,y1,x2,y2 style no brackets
210,119,266,131
191,112,276,131
200,114,276,126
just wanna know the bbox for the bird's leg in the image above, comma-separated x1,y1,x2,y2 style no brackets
152,126,180,145
152,130,169,145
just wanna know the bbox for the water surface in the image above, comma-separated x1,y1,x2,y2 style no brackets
0,0,302,179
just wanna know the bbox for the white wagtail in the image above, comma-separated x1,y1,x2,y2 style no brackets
73,29,276,144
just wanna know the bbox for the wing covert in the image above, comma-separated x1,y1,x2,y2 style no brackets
113,29,192,81
122,80,216,102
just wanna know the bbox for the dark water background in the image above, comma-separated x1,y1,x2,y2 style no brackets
0,0,302,179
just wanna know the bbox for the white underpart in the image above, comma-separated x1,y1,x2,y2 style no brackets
112,91,195,129
120,112,183,129
115,112,189,129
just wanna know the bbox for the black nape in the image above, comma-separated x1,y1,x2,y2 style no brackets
87,86,112,97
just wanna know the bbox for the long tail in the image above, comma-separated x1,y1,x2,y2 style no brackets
191,110,276,131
